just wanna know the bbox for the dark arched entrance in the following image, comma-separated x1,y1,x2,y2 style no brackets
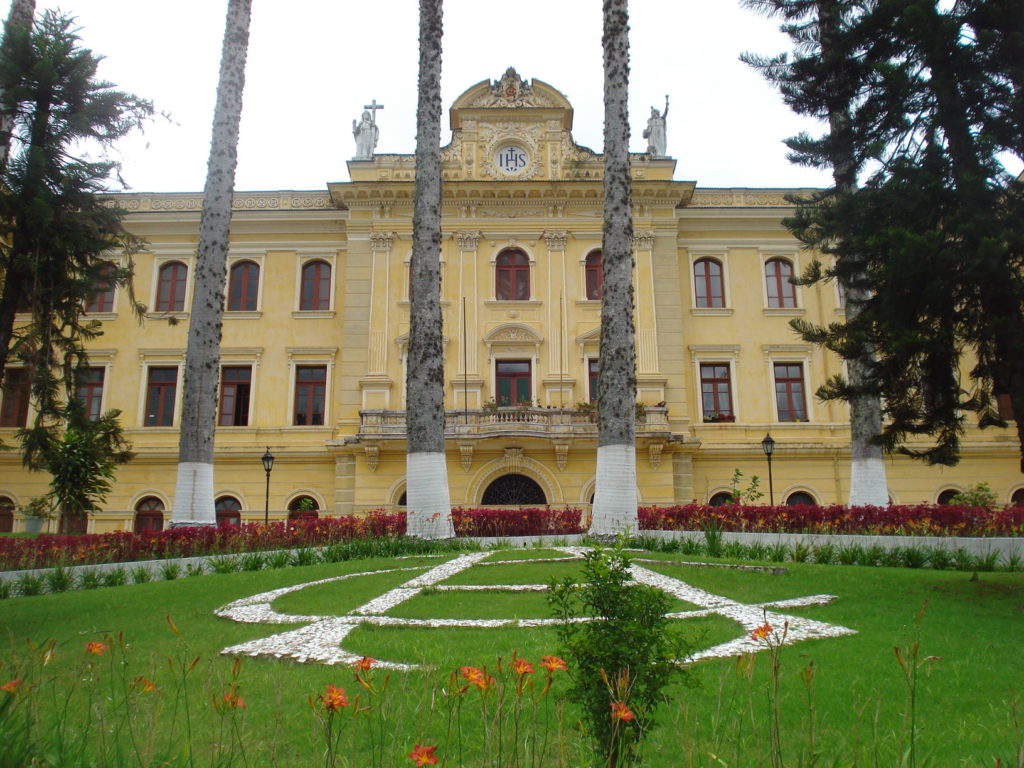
481,474,547,505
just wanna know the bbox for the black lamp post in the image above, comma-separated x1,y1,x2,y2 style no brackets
761,434,776,506
261,447,275,525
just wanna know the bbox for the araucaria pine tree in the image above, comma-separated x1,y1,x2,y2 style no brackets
590,0,638,535
172,0,252,525
0,10,150,467
405,0,454,538
745,0,1024,471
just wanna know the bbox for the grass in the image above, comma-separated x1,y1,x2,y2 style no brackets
1,546,1022,766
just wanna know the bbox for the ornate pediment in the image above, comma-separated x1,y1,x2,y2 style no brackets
460,68,565,110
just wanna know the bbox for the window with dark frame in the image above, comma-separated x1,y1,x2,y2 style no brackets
773,362,807,421
300,260,331,311
84,263,116,313
77,367,105,421
588,358,600,402
693,258,725,308
144,367,177,426
495,359,531,406
215,496,243,526
495,250,530,300
133,496,165,533
219,366,252,426
294,365,326,425
765,258,797,308
585,250,603,300
155,262,187,312
700,363,733,418
227,261,260,311
0,369,30,428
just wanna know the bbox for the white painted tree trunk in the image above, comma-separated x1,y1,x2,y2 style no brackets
817,0,888,507
590,0,638,536
172,0,252,526
404,0,453,539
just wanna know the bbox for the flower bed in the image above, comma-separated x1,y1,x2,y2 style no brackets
639,503,1024,537
0,513,405,572
452,506,583,537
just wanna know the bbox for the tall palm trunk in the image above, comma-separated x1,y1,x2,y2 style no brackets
590,0,638,535
171,0,252,525
817,0,887,505
405,0,453,538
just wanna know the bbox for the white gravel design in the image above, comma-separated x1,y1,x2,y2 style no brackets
217,548,855,670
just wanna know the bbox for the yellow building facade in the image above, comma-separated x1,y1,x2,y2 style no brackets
2,69,1022,533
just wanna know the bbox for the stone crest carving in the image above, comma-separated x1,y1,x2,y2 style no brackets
543,230,568,250
467,68,558,109
479,122,543,180
632,230,656,251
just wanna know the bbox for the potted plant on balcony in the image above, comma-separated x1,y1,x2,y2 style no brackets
574,400,597,422
703,412,736,423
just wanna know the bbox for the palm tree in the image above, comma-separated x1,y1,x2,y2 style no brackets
404,0,453,538
590,0,638,535
171,0,252,525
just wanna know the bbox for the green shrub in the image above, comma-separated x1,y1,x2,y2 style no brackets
16,573,44,596
267,550,291,569
45,565,74,593
901,546,929,569
130,565,152,584
208,555,239,574
768,542,789,562
0,580,10,599
929,548,952,570
813,543,836,565
952,548,975,571
976,550,1001,572
548,542,692,766
289,548,317,567
947,482,998,510
101,567,126,587
239,552,266,571
791,542,811,563
703,523,724,558
79,570,101,589
185,562,206,577
159,561,181,580
837,544,862,565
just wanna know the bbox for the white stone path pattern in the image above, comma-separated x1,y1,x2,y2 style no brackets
217,548,856,670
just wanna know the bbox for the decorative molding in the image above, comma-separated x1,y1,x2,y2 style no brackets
554,442,570,472
364,445,379,473
369,231,395,251
542,230,568,251
649,442,664,470
454,230,482,251
466,67,559,109
503,447,525,473
478,206,545,219
632,230,656,251
459,442,474,472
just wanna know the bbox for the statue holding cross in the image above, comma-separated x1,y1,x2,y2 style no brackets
352,99,383,159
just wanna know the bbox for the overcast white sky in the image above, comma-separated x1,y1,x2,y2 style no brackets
24,0,842,193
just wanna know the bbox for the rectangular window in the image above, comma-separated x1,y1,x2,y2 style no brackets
84,264,115,313
219,366,252,426
294,365,326,425
774,363,807,421
700,363,733,419
77,367,105,421
496,360,532,406
0,369,30,428
145,367,177,426
588,358,600,402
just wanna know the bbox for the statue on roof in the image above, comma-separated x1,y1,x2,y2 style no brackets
643,95,669,157
352,99,383,159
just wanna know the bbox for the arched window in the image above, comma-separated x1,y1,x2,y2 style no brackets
156,262,187,312
785,491,816,507
481,474,547,505
215,496,242,527
708,492,734,507
227,261,260,311
765,258,796,308
300,260,331,311
397,491,407,506
1011,488,1024,507
585,250,603,300
134,497,165,533
495,250,530,300
287,496,320,520
693,258,724,308
936,489,960,505
84,263,116,313
0,496,13,533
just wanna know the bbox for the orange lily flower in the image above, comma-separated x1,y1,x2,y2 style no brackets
540,655,567,672
85,641,107,656
610,700,635,722
319,684,350,711
1,678,21,693
409,743,439,765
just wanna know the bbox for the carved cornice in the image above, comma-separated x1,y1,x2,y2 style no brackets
632,230,656,251
454,230,482,251
542,230,568,251
104,192,333,212
369,231,396,251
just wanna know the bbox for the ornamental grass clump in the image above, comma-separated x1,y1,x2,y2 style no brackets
547,541,693,767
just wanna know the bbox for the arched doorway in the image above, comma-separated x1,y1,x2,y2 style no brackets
481,474,547,505
215,496,242,527
0,496,13,533
134,497,165,533
288,495,320,521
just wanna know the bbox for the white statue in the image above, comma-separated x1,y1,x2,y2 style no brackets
352,109,379,159
643,96,670,157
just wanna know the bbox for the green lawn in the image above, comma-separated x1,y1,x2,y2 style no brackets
1,546,1021,767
